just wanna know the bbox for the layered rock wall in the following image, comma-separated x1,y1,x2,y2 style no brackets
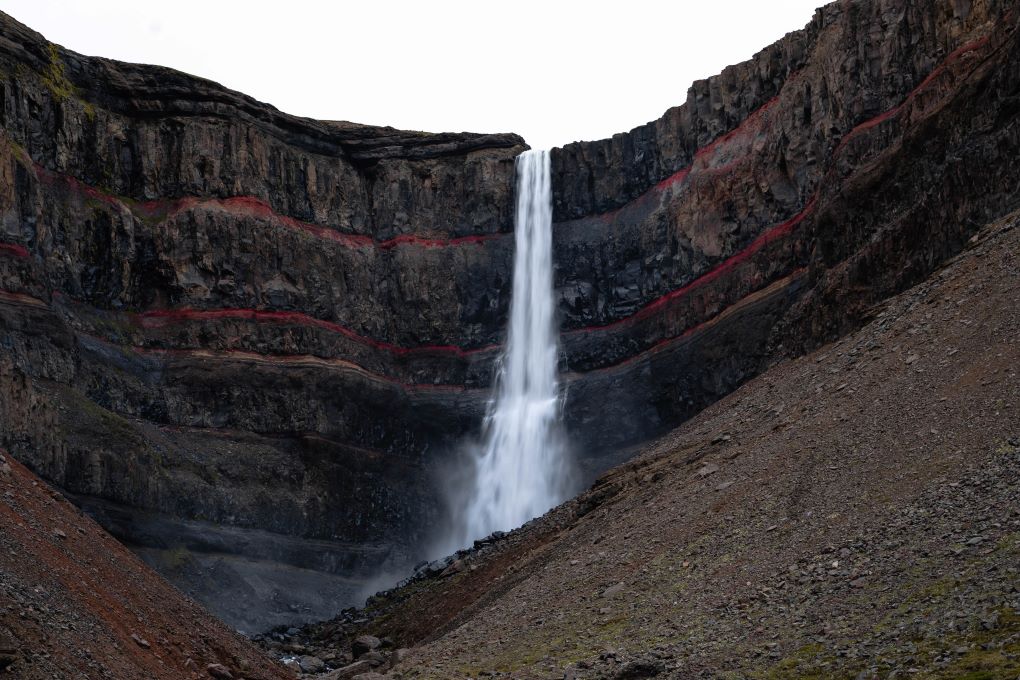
2,0,1019,629
0,13,523,629
550,0,1018,447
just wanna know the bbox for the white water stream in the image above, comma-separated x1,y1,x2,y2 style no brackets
453,149,573,547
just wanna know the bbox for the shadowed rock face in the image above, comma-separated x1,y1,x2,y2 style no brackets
2,0,1020,629
0,12,523,629
549,0,1020,449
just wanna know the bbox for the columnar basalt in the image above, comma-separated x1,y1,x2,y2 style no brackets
0,13,524,630
549,0,1018,448
2,0,1019,630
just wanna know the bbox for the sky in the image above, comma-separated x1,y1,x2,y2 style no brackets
2,1,824,150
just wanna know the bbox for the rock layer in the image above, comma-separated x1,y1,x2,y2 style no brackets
0,12,522,629
1,0,1020,629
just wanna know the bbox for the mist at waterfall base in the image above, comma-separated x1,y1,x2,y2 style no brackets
432,149,577,556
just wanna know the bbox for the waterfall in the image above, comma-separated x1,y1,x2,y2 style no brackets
452,149,573,548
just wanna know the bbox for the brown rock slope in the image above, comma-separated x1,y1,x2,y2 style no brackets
310,212,1019,678
0,451,293,680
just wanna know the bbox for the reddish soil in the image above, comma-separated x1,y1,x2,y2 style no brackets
0,454,294,680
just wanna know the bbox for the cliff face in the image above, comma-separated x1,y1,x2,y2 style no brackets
550,0,1019,451
0,13,524,630
2,0,1019,631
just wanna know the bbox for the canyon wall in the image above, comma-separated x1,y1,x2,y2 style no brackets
550,0,1020,451
0,13,524,630
2,0,1020,630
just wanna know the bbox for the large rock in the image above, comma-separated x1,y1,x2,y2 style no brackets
351,635,381,659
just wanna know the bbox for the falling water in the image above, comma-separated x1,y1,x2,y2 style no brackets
453,149,573,547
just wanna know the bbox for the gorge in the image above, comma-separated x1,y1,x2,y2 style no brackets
0,0,1018,642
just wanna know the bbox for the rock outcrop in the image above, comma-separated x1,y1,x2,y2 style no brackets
2,0,1019,630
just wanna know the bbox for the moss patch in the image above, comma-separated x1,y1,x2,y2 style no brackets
923,608,1020,679
40,43,96,120
41,43,75,101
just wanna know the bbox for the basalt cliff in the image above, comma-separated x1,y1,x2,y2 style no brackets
1,0,1019,632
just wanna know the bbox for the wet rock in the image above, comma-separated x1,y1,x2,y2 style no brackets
299,655,325,673
440,559,464,577
352,635,382,658
473,531,507,549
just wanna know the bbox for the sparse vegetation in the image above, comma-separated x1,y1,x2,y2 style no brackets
39,42,95,120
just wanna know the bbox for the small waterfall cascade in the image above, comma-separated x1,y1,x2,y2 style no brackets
454,149,573,547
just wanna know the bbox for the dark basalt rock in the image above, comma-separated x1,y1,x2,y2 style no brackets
2,0,1020,630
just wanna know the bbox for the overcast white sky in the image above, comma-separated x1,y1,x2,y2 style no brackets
3,1,823,150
